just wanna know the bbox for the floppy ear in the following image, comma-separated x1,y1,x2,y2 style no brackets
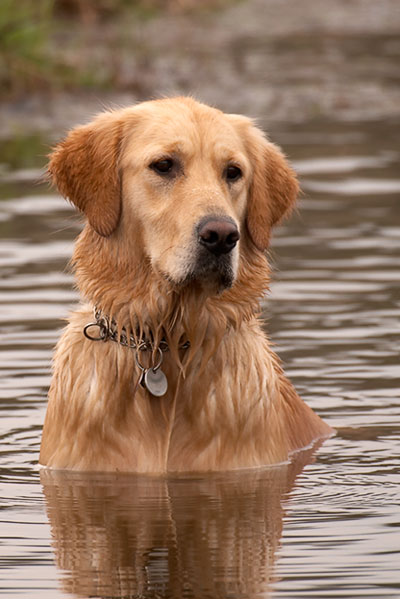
48,111,124,237
243,123,299,251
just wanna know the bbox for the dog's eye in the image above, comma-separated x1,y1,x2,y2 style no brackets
225,165,242,182
150,158,174,175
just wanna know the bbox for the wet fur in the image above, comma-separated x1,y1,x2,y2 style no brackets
40,97,332,472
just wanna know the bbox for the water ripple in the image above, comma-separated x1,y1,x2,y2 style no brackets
1,120,399,598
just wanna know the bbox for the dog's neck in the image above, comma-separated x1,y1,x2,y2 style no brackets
83,307,191,353
73,226,271,358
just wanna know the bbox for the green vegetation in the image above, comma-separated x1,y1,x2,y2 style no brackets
0,0,54,95
0,0,230,98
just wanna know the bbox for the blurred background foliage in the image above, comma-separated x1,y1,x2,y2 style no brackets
0,0,54,95
1,0,398,138
0,0,229,97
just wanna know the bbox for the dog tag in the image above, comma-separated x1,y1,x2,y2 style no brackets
142,368,168,397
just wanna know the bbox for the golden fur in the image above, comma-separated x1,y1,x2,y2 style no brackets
40,97,332,473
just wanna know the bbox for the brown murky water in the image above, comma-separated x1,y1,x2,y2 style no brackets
0,118,399,598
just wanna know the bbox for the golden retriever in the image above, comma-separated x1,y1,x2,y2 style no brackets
40,97,332,472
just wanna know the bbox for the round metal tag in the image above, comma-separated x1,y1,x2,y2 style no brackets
143,368,168,397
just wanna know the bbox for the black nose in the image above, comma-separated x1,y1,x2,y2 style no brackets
198,217,240,256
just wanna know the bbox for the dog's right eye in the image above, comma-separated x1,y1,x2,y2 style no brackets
150,158,174,175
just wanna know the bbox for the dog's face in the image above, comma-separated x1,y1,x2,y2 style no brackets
119,101,251,290
49,98,298,293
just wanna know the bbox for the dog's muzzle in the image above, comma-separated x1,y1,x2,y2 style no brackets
187,215,240,290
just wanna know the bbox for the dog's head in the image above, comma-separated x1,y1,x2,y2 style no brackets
49,97,298,293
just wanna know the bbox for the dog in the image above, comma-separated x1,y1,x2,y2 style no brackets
40,97,332,472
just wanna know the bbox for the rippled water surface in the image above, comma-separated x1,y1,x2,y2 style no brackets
0,119,399,598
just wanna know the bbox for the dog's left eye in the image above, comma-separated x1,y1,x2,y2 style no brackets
150,158,174,175
225,165,242,182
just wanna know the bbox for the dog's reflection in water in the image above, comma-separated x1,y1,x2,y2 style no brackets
41,449,316,599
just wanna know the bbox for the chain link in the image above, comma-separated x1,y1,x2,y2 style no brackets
83,308,189,353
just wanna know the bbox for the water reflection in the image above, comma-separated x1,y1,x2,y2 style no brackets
41,449,317,599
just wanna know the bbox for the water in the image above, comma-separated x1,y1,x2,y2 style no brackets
0,118,399,598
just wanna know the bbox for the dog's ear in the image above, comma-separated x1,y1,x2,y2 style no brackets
231,116,299,251
247,136,299,251
48,112,124,237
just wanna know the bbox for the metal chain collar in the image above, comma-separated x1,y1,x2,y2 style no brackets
83,308,168,352
82,308,190,397
83,308,190,354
